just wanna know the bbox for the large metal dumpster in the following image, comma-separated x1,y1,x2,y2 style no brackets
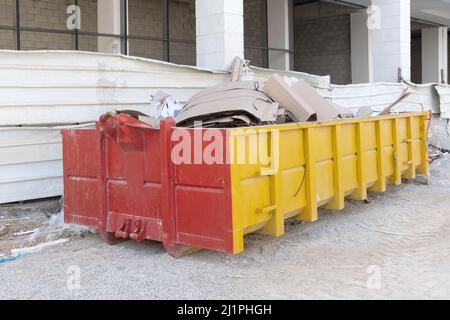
62,112,430,256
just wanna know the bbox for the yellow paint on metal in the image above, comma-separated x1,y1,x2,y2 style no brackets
229,113,430,254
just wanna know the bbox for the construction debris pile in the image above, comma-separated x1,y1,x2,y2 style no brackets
130,67,413,129
175,74,355,128
176,81,278,128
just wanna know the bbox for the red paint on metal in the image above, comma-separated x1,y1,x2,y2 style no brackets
62,114,234,255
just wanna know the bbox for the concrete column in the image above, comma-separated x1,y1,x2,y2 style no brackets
97,0,123,54
267,0,293,70
422,27,448,84
196,0,244,70
372,0,411,82
351,11,374,83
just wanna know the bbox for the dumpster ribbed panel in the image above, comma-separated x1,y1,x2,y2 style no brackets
229,113,430,254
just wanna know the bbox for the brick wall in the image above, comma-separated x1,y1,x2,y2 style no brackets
244,0,267,67
19,0,75,49
0,0,98,51
0,0,15,26
0,0,17,49
0,29,15,49
128,0,195,65
294,2,354,84
128,0,164,60
78,0,98,52
169,0,196,65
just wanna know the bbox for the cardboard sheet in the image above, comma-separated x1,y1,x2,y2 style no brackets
264,74,317,122
291,79,340,121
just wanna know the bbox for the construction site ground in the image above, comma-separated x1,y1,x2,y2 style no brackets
1,153,449,300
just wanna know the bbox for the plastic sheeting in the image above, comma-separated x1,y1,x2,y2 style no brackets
0,50,330,126
435,84,450,119
330,81,439,115
0,124,93,204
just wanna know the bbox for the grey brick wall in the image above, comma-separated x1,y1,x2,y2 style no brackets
0,0,15,26
0,0,98,50
0,0,17,49
244,0,267,67
294,2,353,84
0,30,16,49
78,0,98,52
19,0,75,50
128,0,164,60
169,0,196,65
128,0,196,65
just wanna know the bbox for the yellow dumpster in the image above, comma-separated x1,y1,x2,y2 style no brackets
63,112,430,255
229,112,430,253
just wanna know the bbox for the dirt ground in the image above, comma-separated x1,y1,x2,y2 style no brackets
1,152,449,300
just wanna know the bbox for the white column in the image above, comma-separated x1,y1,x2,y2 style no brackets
372,0,411,82
196,0,244,70
97,0,123,54
422,27,448,84
351,11,374,83
267,0,293,70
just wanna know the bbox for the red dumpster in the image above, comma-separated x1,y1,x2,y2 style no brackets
62,113,234,257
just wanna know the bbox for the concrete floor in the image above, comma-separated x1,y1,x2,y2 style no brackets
1,154,449,300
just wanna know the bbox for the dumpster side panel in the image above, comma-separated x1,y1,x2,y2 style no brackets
172,128,234,254
229,113,430,252
62,129,101,228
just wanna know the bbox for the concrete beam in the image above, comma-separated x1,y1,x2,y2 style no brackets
196,0,244,70
372,0,411,82
422,27,448,84
97,0,123,54
351,11,373,83
267,0,293,70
